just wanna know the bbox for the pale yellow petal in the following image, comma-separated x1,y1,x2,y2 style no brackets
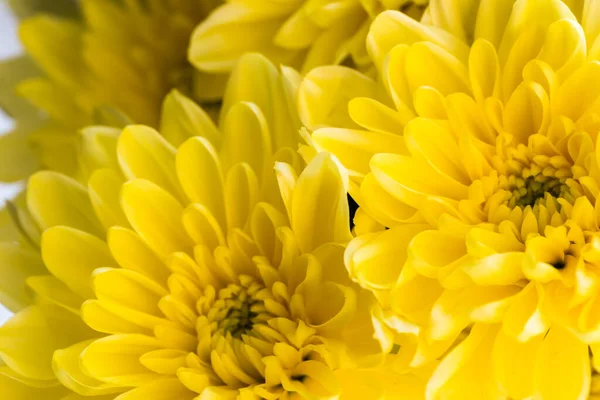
159,90,220,148
41,226,117,299
0,242,45,311
0,130,39,183
0,303,95,382
27,171,103,236
0,372,67,400
88,168,129,231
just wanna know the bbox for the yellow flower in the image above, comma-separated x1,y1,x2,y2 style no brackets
299,0,600,399
0,0,223,186
189,0,428,77
0,54,421,399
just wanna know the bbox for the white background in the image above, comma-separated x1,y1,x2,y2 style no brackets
0,1,25,324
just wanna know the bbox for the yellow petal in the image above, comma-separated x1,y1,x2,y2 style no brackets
312,127,405,176
336,365,426,400
18,79,88,127
348,97,406,136
121,179,193,258
250,202,288,262
503,282,550,342
27,123,79,176
221,53,301,150
18,16,84,87
404,117,469,184
26,275,83,313
0,372,67,400
535,326,590,400
503,81,549,143
346,224,427,290
305,282,356,336
426,324,502,400
370,154,468,210
88,168,129,231
555,61,600,122
0,55,39,123
0,242,45,311
220,102,272,183
189,3,296,72
93,268,167,317
114,378,196,400
404,41,470,96
79,126,120,175
139,349,188,375
292,152,352,253
176,136,226,228
463,252,526,286
81,335,162,386
427,0,479,43
224,163,260,231
299,66,381,131
406,230,466,279
159,90,220,148
118,125,183,199
492,329,541,399
274,7,320,49
468,39,501,102
359,172,420,227
367,10,469,71
53,339,126,396
538,19,585,82
0,303,94,381
27,171,103,236
81,299,155,336
41,226,116,299
108,227,170,286
182,203,226,251
0,130,39,182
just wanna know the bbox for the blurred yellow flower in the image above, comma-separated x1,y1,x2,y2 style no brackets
189,0,428,77
299,0,600,399
0,54,425,399
0,0,223,187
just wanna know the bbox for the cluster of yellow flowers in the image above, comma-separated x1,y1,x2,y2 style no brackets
2,0,600,399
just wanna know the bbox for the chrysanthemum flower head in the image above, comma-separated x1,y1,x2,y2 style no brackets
0,0,223,187
188,0,428,78
300,0,600,399
0,54,412,399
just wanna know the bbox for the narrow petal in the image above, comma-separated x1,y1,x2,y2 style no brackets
291,152,352,253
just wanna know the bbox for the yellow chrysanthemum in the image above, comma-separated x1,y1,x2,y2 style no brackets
189,0,428,78
0,54,424,399
0,0,223,187
299,0,600,399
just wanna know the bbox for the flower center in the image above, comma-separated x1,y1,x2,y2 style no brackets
491,142,577,213
201,276,271,338
508,175,567,209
